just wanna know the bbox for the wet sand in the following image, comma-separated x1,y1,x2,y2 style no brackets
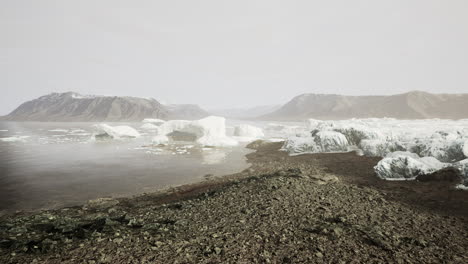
1,141,467,263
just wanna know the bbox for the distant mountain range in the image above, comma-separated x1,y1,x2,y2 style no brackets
1,92,209,122
3,91,468,122
260,91,468,120
209,104,282,119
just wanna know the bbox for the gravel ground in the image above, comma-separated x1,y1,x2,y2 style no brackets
1,141,467,263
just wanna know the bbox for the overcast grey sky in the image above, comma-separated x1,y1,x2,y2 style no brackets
1,0,468,114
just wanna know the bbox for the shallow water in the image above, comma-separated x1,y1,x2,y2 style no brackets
0,122,253,213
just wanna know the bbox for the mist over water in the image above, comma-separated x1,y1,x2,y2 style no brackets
0,121,253,213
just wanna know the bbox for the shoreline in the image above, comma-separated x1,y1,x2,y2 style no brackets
1,141,467,263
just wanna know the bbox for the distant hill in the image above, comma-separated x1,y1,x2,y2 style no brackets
260,91,468,120
165,104,211,120
1,92,209,122
209,104,282,119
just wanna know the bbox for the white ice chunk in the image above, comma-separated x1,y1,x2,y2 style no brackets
233,124,264,138
313,131,349,152
282,137,320,154
329,123,384,145
140,123,160,130
409,138,466,162
157,120,191,136
142,118,166,125
374,154,447,180
187,116,238,147
281,131,348,154
307,119,323,130
93,124,140,139
154,116,237,147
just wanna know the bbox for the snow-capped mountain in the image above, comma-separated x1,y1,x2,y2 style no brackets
1,92,209,122
261,91,468,120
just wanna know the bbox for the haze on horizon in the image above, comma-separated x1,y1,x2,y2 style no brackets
1,0,468,115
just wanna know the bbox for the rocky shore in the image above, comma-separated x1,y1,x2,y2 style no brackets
1,141,467,263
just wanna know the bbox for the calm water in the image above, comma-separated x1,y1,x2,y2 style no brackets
0,121,253,213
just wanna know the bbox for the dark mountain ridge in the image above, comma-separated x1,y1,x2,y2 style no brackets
1,92,209,122
260,91,468,120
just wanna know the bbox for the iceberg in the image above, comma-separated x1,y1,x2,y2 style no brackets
140,123,160,130
233,124,264,139
307,119,323,130
93,124,140,139
359,139,406,157
290,118,468,162
281,131,348,154
279,118,468,185
408,138,466,163
313,131,349,152
157,120,191,136
142,118,166,125
154,116,238,147
281,136,320,154
374,152,448,180
328,124,384,145
186,116,238,147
